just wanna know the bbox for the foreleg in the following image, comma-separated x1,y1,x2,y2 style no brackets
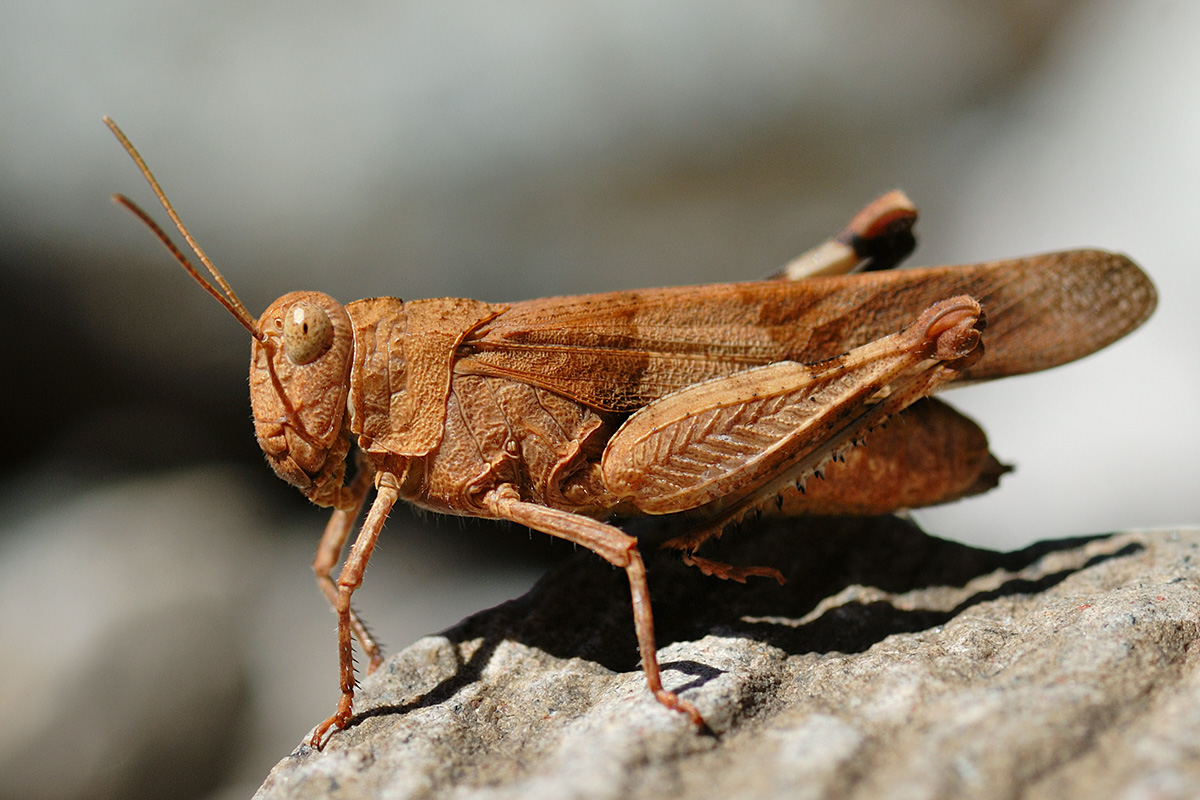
310,472,399,749
312,456,383,671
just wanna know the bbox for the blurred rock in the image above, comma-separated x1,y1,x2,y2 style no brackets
0,469,262,800
0,466,548,800
254,520,1200,800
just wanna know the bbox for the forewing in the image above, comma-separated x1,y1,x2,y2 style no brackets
455,250,1153,412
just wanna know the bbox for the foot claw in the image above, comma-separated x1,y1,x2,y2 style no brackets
309,716,338,750
655,688,705,728
309,696,354,750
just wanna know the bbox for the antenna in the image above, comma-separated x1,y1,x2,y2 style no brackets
103,116,263,341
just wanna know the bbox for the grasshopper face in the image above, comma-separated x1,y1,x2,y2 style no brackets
250,290,356,507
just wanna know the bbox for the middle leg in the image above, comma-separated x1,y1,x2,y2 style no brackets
482,483,704,727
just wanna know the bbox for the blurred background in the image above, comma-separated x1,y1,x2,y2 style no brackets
1,1,1197,797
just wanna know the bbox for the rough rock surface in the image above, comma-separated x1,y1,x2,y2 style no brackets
254,518,1200,800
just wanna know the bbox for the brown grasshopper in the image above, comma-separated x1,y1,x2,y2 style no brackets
104,117,1156,748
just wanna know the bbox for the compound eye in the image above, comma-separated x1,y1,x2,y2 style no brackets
281,302,335,364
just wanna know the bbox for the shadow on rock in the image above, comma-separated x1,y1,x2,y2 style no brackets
375,515,1139,718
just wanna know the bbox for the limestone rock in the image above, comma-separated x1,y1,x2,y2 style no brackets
254,518,1200,799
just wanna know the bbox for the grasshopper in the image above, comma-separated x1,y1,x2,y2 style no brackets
105,117,1156,747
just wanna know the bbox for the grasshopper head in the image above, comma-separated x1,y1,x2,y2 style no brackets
250,291,356,507
105,118,361,508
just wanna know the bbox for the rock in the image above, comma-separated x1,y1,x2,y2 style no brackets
0,469,262,800
253,518,1200,799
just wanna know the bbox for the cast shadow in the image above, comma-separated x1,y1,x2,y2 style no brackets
354,514,1139,726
